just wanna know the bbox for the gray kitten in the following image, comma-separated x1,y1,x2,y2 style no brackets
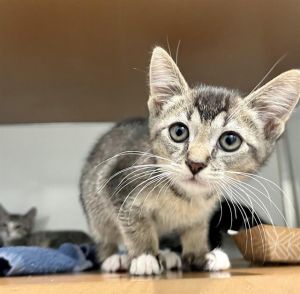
80,47,300,275
0,204,36,246
0,204,92,248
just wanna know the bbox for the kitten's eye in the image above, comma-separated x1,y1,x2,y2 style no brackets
219,131,242,152
15,225,22,229
169,123,189,143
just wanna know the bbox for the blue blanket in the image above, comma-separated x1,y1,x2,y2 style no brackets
0,243,98,276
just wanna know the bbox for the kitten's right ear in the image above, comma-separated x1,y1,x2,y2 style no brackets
25,207,37,223
148,46,189,114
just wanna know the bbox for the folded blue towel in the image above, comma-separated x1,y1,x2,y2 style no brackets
0,243,97,276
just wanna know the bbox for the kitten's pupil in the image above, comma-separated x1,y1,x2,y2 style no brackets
176,128,183,136
225,135,236,145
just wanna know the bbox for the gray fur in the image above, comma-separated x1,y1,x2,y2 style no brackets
80,46,300,272
0,204,92,248
5,231,93,248
0,205,36,246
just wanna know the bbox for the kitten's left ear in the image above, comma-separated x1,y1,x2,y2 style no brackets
0,204,8,218
245,69,300,139
148,46,189,114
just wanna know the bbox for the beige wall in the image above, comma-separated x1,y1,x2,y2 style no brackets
0,0,300,123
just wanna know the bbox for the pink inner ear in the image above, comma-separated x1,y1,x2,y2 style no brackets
264,119,283,140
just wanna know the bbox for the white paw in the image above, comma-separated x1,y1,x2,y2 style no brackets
130,254,163,276
159,249,182,270
101,254,129,272
204,248,231,271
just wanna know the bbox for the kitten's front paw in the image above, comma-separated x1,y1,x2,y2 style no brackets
159,249,182,270
182,252,206,272
204,248,231,271
101,254,129,273
130,254,163,276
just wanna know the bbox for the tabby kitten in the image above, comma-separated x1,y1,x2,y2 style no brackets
80,47,300,275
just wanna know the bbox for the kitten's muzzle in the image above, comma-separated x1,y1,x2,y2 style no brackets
185,159,207,175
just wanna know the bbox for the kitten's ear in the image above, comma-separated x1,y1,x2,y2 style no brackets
25,207,37,223
245,69,300,139
148,46,189,114
0,204,8,218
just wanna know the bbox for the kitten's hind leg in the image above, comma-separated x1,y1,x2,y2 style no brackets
159,249,182,270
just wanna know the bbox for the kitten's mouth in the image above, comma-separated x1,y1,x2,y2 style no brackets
184,176,206,185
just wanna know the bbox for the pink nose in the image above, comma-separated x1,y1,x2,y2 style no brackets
186,159,207,175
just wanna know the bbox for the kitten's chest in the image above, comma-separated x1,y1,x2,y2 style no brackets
148,191,217,236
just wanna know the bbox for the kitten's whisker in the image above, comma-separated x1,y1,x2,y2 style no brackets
215,182,234,230
221,175,268,259
220,180,254,257
228,54,286,121
217,180,237,219
225,170,273,204
227,170,293,203
220,175,262,253
96,163,176,194
156,175,175,203
249,54,287,95
224,172,290,227
175,40,181,65
224,176,279,248
227,182,268,261
97,165,156,195
212,184,225,228
113,167,168,197
118,172,171,220
128,174,172,223
138,176,171,219
229,190,257,259
93,150,180,170
223,175,275,226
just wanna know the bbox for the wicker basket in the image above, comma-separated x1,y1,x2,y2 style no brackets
233,224,300,264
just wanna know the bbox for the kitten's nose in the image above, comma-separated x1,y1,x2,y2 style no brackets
186,159,207,175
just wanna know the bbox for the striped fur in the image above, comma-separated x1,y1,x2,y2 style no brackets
80,47,300,274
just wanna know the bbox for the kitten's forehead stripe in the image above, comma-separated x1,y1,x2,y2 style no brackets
186,108,194,121
194,86,237,122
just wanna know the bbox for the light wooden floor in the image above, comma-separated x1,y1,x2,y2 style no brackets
1,260,300,294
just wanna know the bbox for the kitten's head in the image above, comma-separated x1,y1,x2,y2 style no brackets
148,47,300,197
0,205,36,243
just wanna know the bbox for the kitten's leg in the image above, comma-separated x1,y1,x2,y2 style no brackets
120,214,163,275
101,253,129,272
204,248,231,271
98,241,131,273
181,224,231,271
181,223,210,271
89,217,127,273
159,249,182,270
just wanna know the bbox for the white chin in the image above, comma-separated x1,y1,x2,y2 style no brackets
177,178,211,194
